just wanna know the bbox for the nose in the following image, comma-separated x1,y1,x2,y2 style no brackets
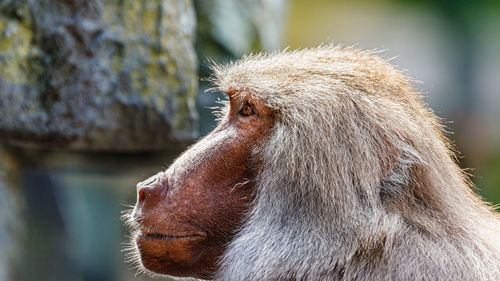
136,173,168,205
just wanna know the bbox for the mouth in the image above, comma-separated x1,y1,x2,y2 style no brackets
137,225,206,240
139,232,205,240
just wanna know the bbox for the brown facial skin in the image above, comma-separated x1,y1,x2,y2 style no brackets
131,91,274,279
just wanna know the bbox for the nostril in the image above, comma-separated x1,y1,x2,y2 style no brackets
136,173,169,205
138,187,146,203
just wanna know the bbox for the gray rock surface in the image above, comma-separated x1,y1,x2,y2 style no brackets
0,0,198,151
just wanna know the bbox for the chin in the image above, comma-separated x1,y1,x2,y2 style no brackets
135,233,216,280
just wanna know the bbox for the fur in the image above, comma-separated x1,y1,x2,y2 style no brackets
206,45,500,281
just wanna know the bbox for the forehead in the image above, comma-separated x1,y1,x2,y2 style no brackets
211,46,409,106
212,47,349,90
218,85,262,103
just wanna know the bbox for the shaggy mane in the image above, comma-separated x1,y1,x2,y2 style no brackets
208,45,500,281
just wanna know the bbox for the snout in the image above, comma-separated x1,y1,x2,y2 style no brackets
134,172,169,213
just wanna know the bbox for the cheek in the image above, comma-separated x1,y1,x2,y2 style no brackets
130,113,273,277
184,156,257,234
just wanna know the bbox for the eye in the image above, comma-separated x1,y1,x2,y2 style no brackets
239,102,255,117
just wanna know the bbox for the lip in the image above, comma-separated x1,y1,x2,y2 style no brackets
139,232,205,240
137,225,207,240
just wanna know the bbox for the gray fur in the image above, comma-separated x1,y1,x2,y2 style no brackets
207,45,500,281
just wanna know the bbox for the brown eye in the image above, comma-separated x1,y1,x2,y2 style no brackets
239,103,255,116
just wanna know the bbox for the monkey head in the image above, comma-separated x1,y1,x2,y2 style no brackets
127,92,274,279
125,45,500,281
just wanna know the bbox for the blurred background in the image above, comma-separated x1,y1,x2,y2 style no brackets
0,0,499,280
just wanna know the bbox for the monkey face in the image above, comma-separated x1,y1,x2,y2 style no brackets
128,91,274,279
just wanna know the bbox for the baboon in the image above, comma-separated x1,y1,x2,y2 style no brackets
125,45,500,281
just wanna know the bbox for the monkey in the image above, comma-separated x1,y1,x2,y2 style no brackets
124,45,500,281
